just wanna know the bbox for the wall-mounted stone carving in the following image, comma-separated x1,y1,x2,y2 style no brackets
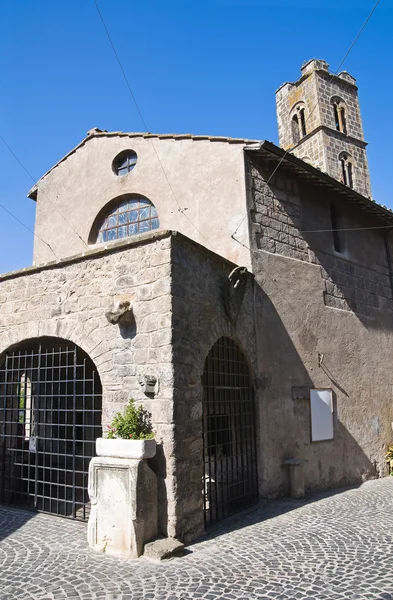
106,296,134,326
138,374,158,396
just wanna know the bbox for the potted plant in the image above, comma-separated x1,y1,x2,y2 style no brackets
96,399,156,459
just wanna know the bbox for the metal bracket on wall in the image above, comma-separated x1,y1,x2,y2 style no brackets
224,266,251,323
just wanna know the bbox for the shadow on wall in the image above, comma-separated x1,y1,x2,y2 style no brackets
253,275,378,500
249,156,393,331
298,193,393,332
148,442,168,537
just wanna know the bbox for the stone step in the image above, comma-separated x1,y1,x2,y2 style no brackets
143,537,185,560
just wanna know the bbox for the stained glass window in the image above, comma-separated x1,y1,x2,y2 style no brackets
113,151,137,176
96,197,159,243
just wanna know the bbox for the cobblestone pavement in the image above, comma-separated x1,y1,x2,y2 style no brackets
1,478,393,600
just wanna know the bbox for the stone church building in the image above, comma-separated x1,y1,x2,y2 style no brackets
1,59,392,544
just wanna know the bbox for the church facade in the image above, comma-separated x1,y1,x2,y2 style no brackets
1,59,392,544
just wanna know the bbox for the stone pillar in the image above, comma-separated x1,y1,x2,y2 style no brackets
88,456,158,558
283,458,307,499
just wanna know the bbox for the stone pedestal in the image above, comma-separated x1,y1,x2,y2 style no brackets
283,458,307,499
88,456,158,558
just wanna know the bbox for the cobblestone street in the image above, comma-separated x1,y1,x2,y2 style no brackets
1,478,392,600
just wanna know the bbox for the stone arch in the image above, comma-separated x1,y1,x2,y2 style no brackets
201,336,258,526
0,320,110,387
290,101,307,143
0,336,102,521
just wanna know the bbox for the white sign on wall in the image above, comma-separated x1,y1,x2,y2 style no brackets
310,389,334,442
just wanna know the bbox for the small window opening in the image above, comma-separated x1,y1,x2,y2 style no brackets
340,154,354,190
339,107,347,135
330,204,342,253
18,373,33,440
333,100,347,134
291,114,300,144
347,161,353,188
334,104,340,131
113,151,137,176
341,158,347,186
299,108,307,137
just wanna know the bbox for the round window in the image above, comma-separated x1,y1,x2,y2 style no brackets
113,151,137,176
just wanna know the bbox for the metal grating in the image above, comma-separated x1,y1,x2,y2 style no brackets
0,339,102,522
202,337,258,527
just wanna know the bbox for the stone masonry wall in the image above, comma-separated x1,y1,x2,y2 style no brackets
247,153,393,499
249,159,391,317
0,232,176,536
323,129,371,198
250,164,308,262
310,249,393,317
276,60,371,198
170,234,258,542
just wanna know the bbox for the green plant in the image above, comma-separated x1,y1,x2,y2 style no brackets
107,399,154,440
385,443,393,475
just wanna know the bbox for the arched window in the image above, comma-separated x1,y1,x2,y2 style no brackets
291,104,307,144
332,97,347,135
339,152,354,189
93,196,160,244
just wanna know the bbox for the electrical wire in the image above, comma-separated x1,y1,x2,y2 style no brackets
301,224,393,234
0,134,88,249
92,0,216,251
231,0,382,243
0,201,58,260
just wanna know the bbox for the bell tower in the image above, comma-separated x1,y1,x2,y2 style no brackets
275,59,372,198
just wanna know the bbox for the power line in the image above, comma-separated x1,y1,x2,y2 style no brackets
301,224,393,234
0,134,88,250
231,0,381,243
0,201,58,260
92,0,217,252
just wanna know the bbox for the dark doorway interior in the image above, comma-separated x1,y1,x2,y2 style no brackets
202,337,258,526
0,338,102,522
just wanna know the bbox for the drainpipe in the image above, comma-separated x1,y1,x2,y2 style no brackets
384,228,393,301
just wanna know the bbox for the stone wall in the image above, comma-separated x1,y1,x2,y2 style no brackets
0,229,258,542
276,59,371,198
247,152,393,498
322,129,371,198
170,234,258,542
0,231,175,535
31,133,252,269
249,159,392,317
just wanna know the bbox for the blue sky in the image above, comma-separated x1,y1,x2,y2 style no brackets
0,0,391,273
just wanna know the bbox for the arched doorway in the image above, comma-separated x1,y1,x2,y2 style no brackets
0,337,102,521
202,337,258,526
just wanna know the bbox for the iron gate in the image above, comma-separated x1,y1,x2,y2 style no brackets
0,338,102,521
202,337,258,526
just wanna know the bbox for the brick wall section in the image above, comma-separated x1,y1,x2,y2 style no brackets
170,234,257,542
309,249,393,317
250,164,308,262
249,157,393,317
